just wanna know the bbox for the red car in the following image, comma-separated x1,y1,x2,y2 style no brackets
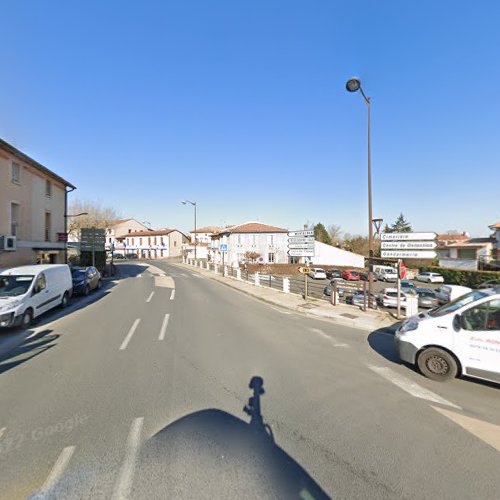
341,270,360,281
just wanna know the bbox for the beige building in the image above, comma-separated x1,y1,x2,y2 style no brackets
116,229,189,259
0,138,75,268
105,218,149,251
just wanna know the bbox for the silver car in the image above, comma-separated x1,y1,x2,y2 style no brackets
415,288,439,308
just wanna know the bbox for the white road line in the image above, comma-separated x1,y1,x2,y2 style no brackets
112,417,144,500
271,306,291,315
170,289,175,301
192,274,202,278
145,291,155,303
119,319,141,350
36,446,75,497
181,273,189,277
309,328,348,347
369,366,461,409
0,427,6,439
159,314,170,340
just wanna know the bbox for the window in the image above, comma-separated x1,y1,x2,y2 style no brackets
174,240,177,247
10,203,20,236
462,300,500,331
34,274,46,294
269,235,274,247
139,238,142,245
268,253,275,263
128,229,132,233
238,235,242,245
11,162,20,183
44,212,51,241
45,180,52,197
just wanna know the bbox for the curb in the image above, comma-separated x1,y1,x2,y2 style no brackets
176,263,396,332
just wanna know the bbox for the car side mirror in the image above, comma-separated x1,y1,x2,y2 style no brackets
453,314,461,331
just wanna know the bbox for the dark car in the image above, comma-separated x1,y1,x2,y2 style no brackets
323,281,345,297
326,269,342,280
359,271,378,282
71,267,102,296
415,288,439,308
112,253,125,260
346,291,378,309
400,280,417,295
125,252,138,259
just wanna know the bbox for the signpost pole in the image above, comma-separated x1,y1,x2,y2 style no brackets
396,259,401,319
92,227,96,268
304,266,308,300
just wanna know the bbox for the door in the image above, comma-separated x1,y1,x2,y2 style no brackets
455,299,500,382
30,273,51,316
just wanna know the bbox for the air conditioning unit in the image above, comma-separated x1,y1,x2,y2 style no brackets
0,236,16,251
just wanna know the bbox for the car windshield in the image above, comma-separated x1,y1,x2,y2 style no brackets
419,291,436,297
0,275,34,297
428,290,491,317
72,270,87,278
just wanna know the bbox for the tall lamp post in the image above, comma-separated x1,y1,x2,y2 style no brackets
64,212,88,264
346,77,375,307
182,200,197,260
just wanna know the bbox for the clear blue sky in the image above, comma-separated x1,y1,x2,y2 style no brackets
2,0,499,237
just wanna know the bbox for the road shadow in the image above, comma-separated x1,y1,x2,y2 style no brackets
136,376,330,499
0,329,58,376
111,263,151,279
367,324,402,364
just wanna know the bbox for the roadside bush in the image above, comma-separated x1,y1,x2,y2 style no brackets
419,266,500,288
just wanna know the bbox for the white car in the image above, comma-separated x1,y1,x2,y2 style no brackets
395,287,500,383
308,268,327,280
378,288,408,308
417,271,444,284
435,285,472,305
0,264,73,328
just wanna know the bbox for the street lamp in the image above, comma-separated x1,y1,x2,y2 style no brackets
63,212,89,263
182,200,197,260
346,77,375,308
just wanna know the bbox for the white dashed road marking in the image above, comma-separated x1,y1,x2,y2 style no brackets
181,273,189,278
159,314,170,341
309,328,348,347
120,319,141,351
145,291,154,303
112,417,144,500
34,446,75,498
369,366,461,409
170,289,175,301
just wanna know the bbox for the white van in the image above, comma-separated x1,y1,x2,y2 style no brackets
395,287,500,383
374,266,397,282
0,264,73,328
435,284,472,305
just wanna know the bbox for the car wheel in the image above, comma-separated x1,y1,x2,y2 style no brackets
97,280,102,290
417,348,458,382
60,292,69,308
21,309,33,328
83,285,90,297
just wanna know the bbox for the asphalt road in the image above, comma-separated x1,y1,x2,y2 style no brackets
0,261,499,499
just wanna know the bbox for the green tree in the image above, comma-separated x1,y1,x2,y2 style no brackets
385,213,412,233
314,223,332,245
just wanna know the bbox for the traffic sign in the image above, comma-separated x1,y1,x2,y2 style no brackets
219,244,228,252
298,267,311,274
288,249,315,257
398,261,407,279
288,237,314,244
288,230,314,237
381,241,437,250
381,250,437,259
381,232,437,241
288,243,315,250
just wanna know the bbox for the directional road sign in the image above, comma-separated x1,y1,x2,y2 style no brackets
288,230,314,237
80,228,106,251
298,267,311,274
381,241,437,250
288,243,315,250
381,232,437,241
288,249,315,257
219,244,228,252
381,250,437,259
288,237,314,244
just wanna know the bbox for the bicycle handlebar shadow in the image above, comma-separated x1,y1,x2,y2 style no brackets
136,376,330,499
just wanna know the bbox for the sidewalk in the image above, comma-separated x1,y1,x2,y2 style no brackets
177,263,398,332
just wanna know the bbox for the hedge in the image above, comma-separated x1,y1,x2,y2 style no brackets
418,266,500,288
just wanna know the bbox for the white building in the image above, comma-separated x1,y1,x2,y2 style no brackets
183,225,223,260
105,218,150,251
190,226,222,244
489,221,500,263
210,222,289,266
116,229,188,259
302,241,365,268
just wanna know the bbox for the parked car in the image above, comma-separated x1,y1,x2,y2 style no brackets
326,269,342,280
125,252,138,259
400,280,417,295
112,253,125,259
309,268,327,280
323,281,345,297
378,268,398,282
395,287,500,382
346,291,378,309
71,267,102,296
415,288,439,308
417,271,444,284
341,270,360,281
377,288,408,308
359,271,378,282
478,278,500,289
435,285,472,305
0,264,73,328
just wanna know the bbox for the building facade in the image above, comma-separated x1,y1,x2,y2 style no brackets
210,222,289,267
115,229,188,258
0,138,75,268
489,222,500,260
190,226,222,244
105,219,150,251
